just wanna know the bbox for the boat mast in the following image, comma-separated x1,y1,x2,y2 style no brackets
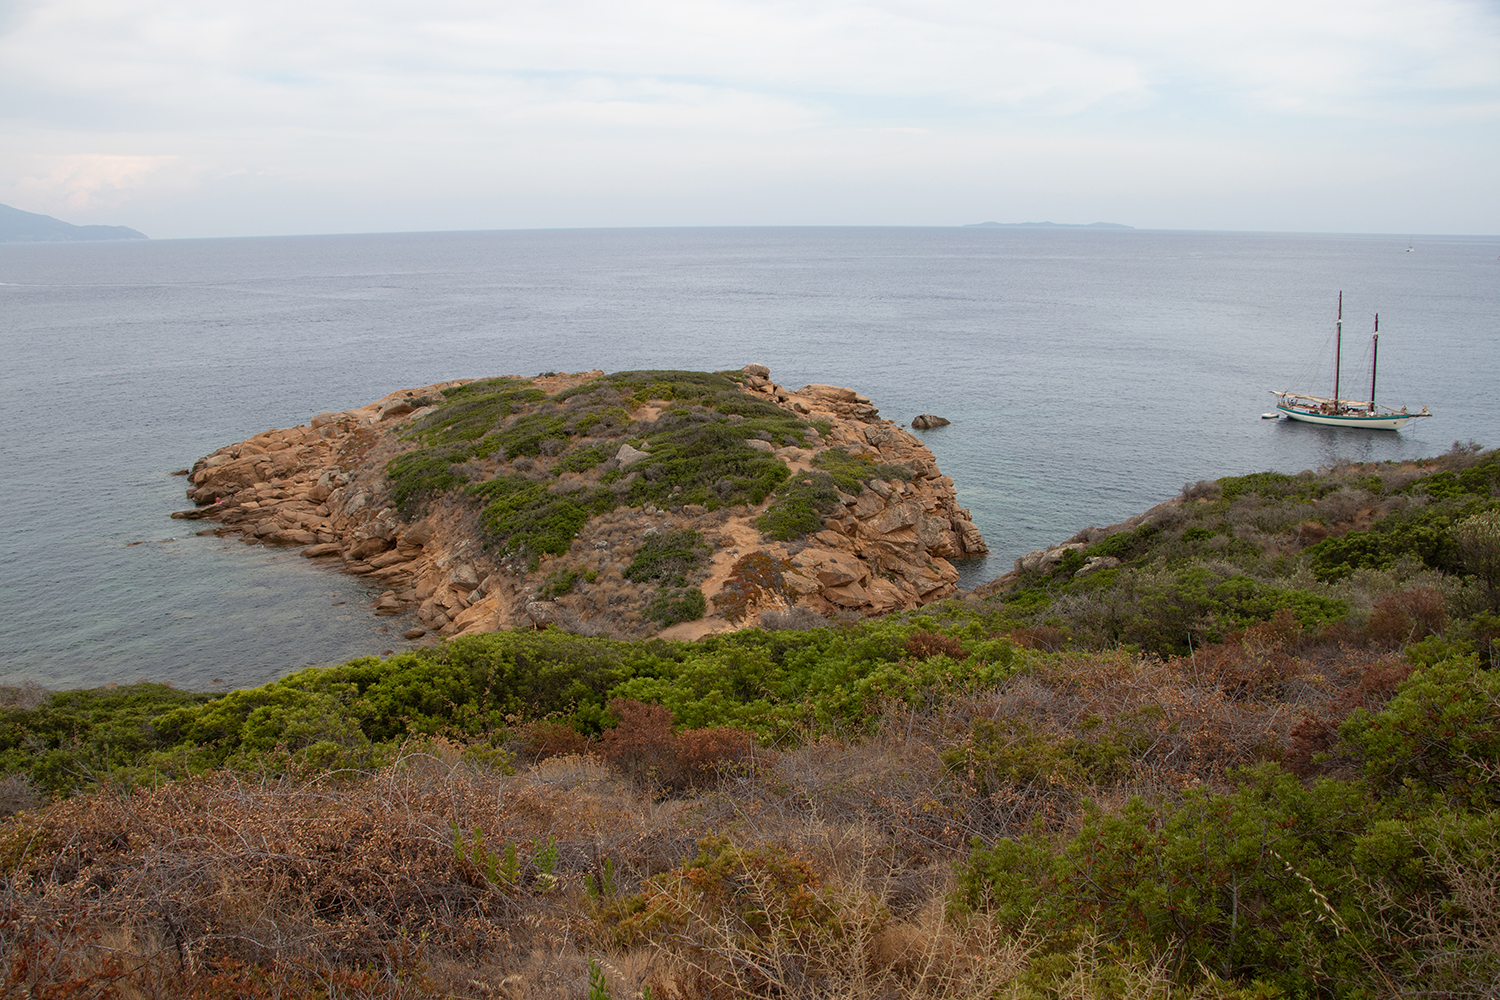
1333,291,1343,406
1370,313,1379,412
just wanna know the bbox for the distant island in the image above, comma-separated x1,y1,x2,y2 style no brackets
0,202,147,243
964,220,1133,229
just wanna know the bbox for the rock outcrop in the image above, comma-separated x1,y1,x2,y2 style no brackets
174,367,987,642
910,414,950,429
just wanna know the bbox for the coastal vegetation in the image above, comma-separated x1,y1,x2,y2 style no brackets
3,446,1498,998
387,371,809,567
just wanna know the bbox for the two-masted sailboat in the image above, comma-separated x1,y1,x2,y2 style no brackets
1270,292,1431,431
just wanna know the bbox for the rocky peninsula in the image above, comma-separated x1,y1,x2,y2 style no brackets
173,366,987,642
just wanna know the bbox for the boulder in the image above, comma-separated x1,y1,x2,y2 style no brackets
347,536,391,560
911,414,951,429
866,502,921,536
615,443,649,468
449,562,481,589
800,384,858,403
368,549,409,570
742,363,770,378
824,581,869,607
301,543,342,558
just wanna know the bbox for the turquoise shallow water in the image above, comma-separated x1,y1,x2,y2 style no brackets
2,227,1497,689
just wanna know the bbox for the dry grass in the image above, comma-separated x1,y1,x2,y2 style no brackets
0,639,1424,999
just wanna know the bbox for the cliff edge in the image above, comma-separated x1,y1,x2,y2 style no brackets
173,367,986,642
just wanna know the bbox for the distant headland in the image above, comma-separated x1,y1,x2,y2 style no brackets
963,220,1133,229
0,202,148,243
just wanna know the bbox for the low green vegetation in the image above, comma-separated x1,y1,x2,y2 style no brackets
0,614,1016,796
755,471,842,541
990,447,1500,658
957,655,1500,995
384,369,819,561
643,587,707,626
6,446,1500,998
467,476,617,568
623,529,711,586
811,446,911,493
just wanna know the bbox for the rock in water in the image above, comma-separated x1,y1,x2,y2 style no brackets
911,414,951,429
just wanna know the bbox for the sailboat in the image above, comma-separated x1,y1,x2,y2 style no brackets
1270,292,1431,431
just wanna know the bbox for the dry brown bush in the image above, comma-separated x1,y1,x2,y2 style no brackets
1364,586,1450,649
904,632,967,661
600,698,760,795
513,719,591,763
0,641,1439,998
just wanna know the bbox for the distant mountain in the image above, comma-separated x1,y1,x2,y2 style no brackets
0,202,148,243
964,221,1133,230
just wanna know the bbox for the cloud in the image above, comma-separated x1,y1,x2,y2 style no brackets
0,0,1495,235
0,153,179,213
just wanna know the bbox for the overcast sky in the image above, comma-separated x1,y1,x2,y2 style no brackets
1,0,1496,239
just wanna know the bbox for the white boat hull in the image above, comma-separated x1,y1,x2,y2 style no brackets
1276,405,1413,431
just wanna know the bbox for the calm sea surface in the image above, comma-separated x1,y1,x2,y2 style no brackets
2,227,1497,690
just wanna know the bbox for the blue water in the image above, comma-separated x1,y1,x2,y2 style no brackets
2,227,1497,690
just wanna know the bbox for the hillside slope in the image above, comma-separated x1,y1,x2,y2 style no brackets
0,202,147,242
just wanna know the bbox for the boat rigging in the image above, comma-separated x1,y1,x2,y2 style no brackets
1269,292,1431,431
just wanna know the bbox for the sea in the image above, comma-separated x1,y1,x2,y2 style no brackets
2,227,1497,692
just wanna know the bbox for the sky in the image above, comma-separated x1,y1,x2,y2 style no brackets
1,0,1497,239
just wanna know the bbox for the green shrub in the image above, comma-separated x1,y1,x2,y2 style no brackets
811,448,911,494
386,449,469,517
560,442,616,472
955,764,1388,991
415,378,549,444
1082,522,1161,563
470,411,568,460
1339,655,1500,806
625,530,711,586
468,476,617,565
756,471,841,540
539,567,580,598
1218,470,1337,503
644,587,707,626
1306,501,1492,581
622,415,791,510
0,684,215,795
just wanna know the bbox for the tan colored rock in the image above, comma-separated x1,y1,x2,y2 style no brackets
781,571,822,596
301,543,342,558
866,501,921,536
347,537,391,560
368,550,409,569
824,581,869,607
863,578,904,612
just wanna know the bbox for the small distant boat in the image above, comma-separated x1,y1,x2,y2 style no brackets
1270,292,1431,431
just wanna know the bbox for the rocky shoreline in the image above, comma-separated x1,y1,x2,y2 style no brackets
172,366,988,642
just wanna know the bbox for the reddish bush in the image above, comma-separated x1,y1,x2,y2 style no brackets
600,698,679,787
599,698,757,792
1243,607,1302,650
1365,587,1449,649
1285,659,1413,776
904,631,968,661
512,720,589,762
676,727,757,786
